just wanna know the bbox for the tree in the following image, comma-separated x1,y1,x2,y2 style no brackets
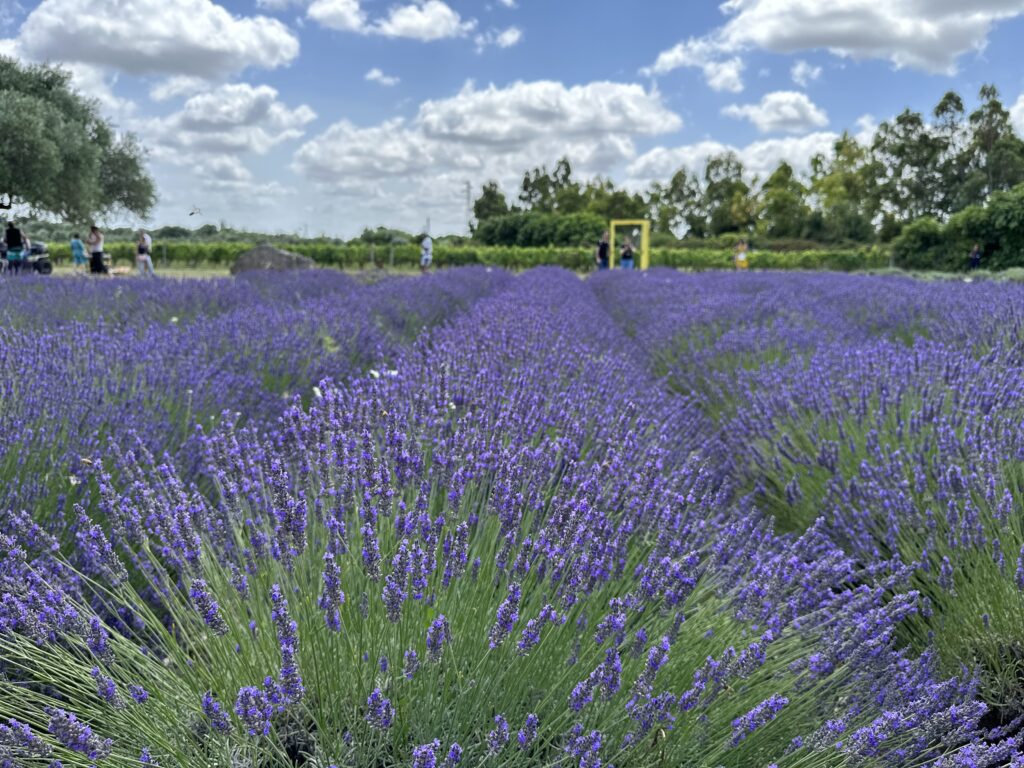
757,161,810,238
647,168,703,235
473,181,509,225
0,57,155,222
809,134,877,242
869,109,945,222
702,153,754,236
518,157,582,213
958,85,1024,207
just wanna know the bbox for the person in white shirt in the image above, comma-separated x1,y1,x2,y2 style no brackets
420,235,433,274
87,225,107,274
137,229,155,276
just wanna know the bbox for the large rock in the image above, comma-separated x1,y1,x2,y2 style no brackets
231,243,314,275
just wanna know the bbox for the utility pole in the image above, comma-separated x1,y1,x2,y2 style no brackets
465,181,472,236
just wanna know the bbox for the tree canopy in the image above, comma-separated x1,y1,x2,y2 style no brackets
0,57,155,222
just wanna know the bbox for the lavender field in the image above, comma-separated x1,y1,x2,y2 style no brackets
1,267,1023,768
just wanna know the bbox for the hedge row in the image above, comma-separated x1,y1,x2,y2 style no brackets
46,241,888,272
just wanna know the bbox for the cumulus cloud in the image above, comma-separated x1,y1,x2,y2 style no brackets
647,0,1024,92
17,0,298,78
373,0,475,40
641,37,744,92
307,0,366,31
723,91,829,134
474,26,522,53
308,0,478,41
149,76,209,102
146,83,315,160
416,80,681,145
627,131,841,183
292,79,682,229
366,68,400,86
791,60,822,87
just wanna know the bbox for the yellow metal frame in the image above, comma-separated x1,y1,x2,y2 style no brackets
609,219,651,270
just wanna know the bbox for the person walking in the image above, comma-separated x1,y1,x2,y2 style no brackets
420,234,433,274
620,238,635,270
87,225,107,274
5,221,25,275
969,244,982,270
70,233,88,272
595,231,610,271
734,239,750,271
137,229,156,276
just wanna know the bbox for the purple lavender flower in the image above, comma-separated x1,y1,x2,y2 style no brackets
365,688,394,730
427,615,451,662
189,579,228,635
318,551,345,631
412,739,441,768
201,692,232,733
90,667,123,708
361,523,382,581
731,695,789,745
518,713,539,749
45,707,112,760
270,583,304,704
404,649,420,680
235,686,274,737
487,714,510,754
0,718,52,759
488,582,521,649
382,574,407,623
129,684,150,704
445,742,463,766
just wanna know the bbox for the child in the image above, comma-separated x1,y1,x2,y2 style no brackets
734,240,750,271
70,233,87,271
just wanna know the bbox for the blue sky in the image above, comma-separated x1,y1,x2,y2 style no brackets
3,0,1024,236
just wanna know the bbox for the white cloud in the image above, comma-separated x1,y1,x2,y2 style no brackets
308,0,477,42
373,0,475,41
648,0,1024,91
497,0,517,7
146,83,316,157
292,80,682,230
1011,95,1024,137
149,76,209,102
256,0,303,8
307,0,366,31
627,131,841,183
641,37,744,92
495,26,522,48
791,60,822,87
0,0,24,30
474,25,522,53
723,91,828,134
417,80,681,146
18,0,299,78
366,67,400,86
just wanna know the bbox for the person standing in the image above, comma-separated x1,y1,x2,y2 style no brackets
5,221,25,275
87,225,107,274
734,239,750,271
620,238,635,270
595,231,610,270
969,244,982,270
420,234,433,274
70,233,88,272
137,229,156,276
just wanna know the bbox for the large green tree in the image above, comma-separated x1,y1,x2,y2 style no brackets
757,161,810,238
0,57,155,222
473,181,510,224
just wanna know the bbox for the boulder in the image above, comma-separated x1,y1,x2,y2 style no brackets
231,243,314,275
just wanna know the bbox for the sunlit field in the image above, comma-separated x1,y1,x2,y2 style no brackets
1,267,1023,767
